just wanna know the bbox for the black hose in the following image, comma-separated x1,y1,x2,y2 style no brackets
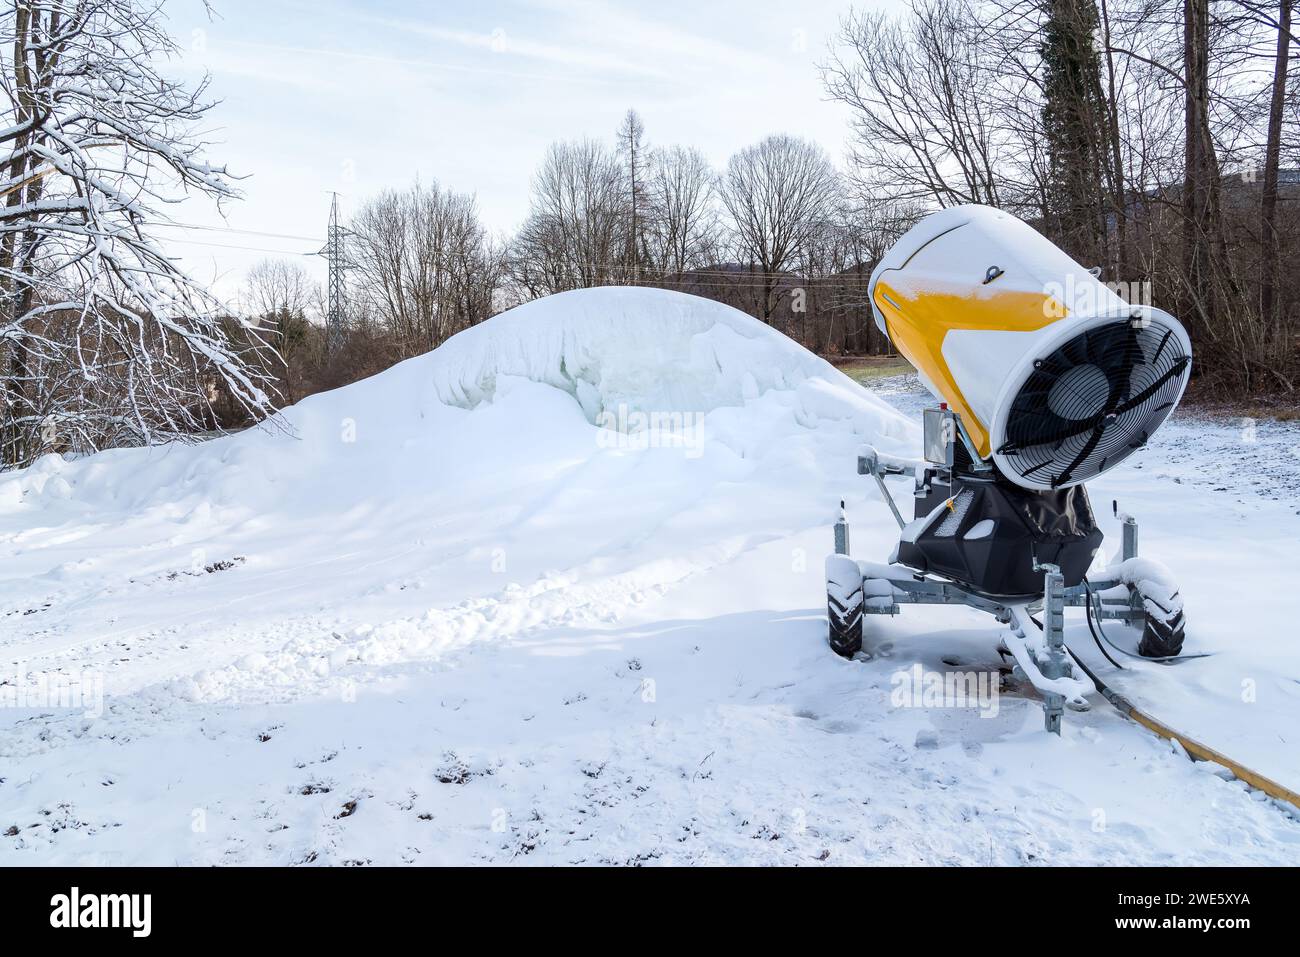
1083,576,1213,664
1083,578,1125,670
1064,641,1111,698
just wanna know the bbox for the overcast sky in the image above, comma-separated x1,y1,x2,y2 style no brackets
165,0,896,301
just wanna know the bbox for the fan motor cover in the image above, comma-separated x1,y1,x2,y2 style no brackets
868,205,1192,490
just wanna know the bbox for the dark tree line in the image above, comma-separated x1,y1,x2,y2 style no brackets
248,114,901,400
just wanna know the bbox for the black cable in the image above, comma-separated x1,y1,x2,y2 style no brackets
1084,575,1213,664
1028,591,1123,674
1083,578,1126,670
1065,642,1116,703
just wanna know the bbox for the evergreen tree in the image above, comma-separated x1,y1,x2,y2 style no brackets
1039,0,1112,269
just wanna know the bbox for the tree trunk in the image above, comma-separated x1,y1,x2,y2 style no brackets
1099,0,1130,279
1183,0,1248,382
1182,0,1213,330
1040,0,1111,268
1259,0,1294,329
2,4,34,467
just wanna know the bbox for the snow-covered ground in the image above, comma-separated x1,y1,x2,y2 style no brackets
2,287,1298,865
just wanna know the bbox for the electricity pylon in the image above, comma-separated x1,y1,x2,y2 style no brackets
319,193,350,353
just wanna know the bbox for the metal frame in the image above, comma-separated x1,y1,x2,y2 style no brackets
835,412,1149,734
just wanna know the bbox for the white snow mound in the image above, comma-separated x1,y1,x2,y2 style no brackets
0,287,912,511
427,287,897,423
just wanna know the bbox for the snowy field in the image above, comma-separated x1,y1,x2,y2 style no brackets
2,287,1298,866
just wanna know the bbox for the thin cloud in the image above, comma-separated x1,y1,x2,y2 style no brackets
373,20,676,81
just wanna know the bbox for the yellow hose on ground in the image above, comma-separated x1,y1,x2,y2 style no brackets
1127,705,1300,809
1089,674,1300,813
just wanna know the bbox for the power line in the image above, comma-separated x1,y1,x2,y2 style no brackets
162,237,323,256
151,221,324,243
508,258,877,282
149,220,869,283
152,237,876,291
109,217,874,284
160,237,873,287
147,218,877,291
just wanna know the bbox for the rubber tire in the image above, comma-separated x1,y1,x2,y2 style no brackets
1138,608,1186,658
827,577,864,659
1131,577,1186,658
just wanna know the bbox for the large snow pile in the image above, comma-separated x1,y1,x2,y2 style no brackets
427,287,893,422
0,287,909,516
1,287,1297,866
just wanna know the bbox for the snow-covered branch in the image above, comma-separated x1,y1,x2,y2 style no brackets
0,0,275,468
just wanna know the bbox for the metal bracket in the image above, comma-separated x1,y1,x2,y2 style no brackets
858,446,917,530
953,416,993,473
1058,504,1144,622
834,553,1098,732
1033,562,1069,733
1115,500,1143,620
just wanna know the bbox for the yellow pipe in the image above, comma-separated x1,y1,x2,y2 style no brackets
1100,684,1300,812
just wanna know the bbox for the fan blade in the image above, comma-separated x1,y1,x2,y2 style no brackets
1110,356,1190,417
1002,354,1189,455
1053,422,1105,487
1001,407,1106,452
1105,323,1141,409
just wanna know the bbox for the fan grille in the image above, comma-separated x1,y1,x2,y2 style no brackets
996,317,1190,488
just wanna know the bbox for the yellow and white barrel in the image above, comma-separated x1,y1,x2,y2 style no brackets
869,205,1191,490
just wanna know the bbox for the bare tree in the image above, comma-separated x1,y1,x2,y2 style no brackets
718,134,841,325
244,259,315,403
822,0,1019,209
350,181,503,357
1039,0,1116,267
513,138,628,295
0,0,274,467
1181,0,1248,375
1257,0,1294,326
643,145,718,279
816,194,925,355
616,109,648,283
822,0,1300,391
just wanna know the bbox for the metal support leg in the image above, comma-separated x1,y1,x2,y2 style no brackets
1039,564,1068,734
1121,514,1138,561
834,500,850,556
1119,510,1142,621
871,474,906,529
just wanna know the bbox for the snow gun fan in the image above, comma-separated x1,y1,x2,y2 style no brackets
995,313,1191,489
825,204,1193,734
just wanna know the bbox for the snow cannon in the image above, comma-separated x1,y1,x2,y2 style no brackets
870,204,1191,489
827,205,1192,734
